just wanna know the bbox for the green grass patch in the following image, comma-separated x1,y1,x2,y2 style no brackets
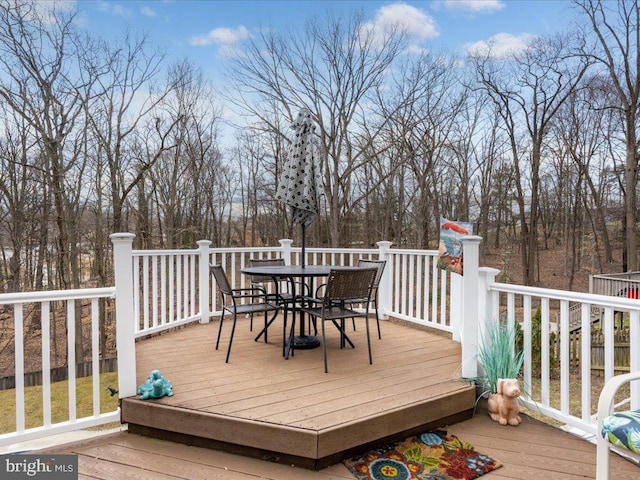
0,372,119,434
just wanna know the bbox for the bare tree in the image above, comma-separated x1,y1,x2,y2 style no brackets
550,77,616,270
573,0,640,271
81,30,168,234
470,33,591,285
227,11,406,247
0,103,42,291
145,59,222,247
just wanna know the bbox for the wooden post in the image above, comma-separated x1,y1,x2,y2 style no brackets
377,241,393,320
280,239,293,265
478,267,500,379
110,233,137,399
461,236,482,380
197,240,212,324
450,273,462,342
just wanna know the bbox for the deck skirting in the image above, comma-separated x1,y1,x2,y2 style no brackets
122,387,474,469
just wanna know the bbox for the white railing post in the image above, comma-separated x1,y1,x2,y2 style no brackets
377,241,393,320
280,239,293,265
450,273,462,342
461,236,482,380
198,240,212,324
110,232,137,399
477,267,501,377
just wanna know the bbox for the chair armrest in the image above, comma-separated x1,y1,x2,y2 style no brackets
596,370,640,479
290,279,310,296
232,287,267,294
230,286,273,302
597,370,640,424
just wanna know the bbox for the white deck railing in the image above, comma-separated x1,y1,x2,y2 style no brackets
2,233,637,449
0,287,119,448
475,266,640,437
130,239,452,339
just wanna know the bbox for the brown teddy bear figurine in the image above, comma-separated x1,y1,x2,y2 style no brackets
488,378,522,426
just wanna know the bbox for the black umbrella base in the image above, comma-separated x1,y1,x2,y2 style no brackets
292,335,321,349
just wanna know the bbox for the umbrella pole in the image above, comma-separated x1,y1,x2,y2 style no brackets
301,223,306,268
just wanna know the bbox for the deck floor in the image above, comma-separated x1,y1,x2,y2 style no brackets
32,316,640,478
45,407,639,479
121,316,475,467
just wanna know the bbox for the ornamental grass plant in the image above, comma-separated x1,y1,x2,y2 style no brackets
478,319,524,395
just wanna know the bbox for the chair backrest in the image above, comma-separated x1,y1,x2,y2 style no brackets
324,268,377,303
249,258,285,284
357,259,386,288
210,265,233,295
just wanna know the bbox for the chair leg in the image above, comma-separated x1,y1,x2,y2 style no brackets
282,306,288,357
225,314,238,363
286,308,296,359
215,310,226,350
365,311,373,365
254,309,280,343
308,317,317,335
374,297,381,339
321,318,328,373
331,319,354,348
264,310,268,343
596,433,611,479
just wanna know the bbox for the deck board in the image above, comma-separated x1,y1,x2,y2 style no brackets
41,408,640,479
122,317,475,467
30,316,640,478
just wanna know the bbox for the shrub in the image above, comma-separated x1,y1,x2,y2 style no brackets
478,318,524,394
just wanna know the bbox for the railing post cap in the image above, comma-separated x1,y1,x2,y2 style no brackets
197,240,212,247
479,267,501,275
279,239,294,246
110,233,136,242
377,241,393,248
461,235,483,243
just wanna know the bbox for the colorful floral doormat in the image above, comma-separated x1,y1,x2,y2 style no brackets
342,430,502,480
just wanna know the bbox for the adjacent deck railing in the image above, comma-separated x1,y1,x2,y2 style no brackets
590,272,640,298
1,233,638,450
0,288,120,447
477,270,640,436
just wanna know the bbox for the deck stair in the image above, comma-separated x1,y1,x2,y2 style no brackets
564,272,640,332
568,304,603,332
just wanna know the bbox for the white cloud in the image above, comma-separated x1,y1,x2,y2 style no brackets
464,32,536,58
97,1,132,18
443,0,505,13
361,2,438,49
140,6,157,17
30,0,78,24
190,25,251,57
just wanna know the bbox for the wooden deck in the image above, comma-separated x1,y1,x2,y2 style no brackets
121,316,475,469
44,406,639,479
33,316,640,478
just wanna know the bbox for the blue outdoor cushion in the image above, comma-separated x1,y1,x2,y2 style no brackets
601,409,640,454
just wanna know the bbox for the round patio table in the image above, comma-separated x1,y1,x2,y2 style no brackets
240,265,363,351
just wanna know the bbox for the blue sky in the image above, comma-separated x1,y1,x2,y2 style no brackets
78,0,574,78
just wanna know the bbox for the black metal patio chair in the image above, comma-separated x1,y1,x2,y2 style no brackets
248,257,305,356
298,268,377,373
346,259,386,339
311,259,386,339
211,265,281,363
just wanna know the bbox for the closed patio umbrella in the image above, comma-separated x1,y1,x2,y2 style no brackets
277,108,322,268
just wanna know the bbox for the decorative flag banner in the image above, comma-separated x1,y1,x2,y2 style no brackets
438,217,473,275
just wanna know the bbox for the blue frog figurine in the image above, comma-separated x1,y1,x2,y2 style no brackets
137,369,174,400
